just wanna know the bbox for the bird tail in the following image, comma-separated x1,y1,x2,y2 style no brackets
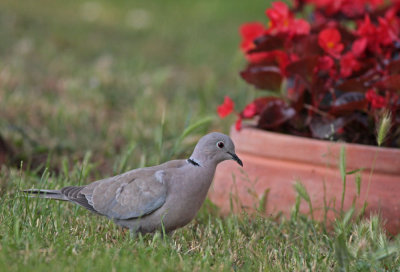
22,189,67,201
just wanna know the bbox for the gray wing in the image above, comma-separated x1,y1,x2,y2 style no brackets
60,186,101,214
81,170,167,220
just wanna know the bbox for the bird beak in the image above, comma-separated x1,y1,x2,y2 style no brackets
228,152,243,167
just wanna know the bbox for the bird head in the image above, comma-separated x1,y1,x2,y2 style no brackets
190,132,243,167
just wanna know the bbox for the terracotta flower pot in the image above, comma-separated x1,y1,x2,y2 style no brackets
209,126,400,234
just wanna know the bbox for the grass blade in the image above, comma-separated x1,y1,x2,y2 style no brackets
171,116,214,156
339,146,347,214
294,180,314,220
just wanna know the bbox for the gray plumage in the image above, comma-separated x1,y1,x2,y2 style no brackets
23,132,243,234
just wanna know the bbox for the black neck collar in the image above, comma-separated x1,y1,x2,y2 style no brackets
187,158,200,167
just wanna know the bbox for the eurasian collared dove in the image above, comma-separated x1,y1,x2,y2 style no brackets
24,132,243,234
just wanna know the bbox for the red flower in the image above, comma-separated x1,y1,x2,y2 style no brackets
242,102,257,118
357,13,399,53
265,1,310,35
235,118,242,131
365,89,386,109
351,38,367,57
240,22,265,52
271,50,290,74
239,22,269,63
318,28,344,58
266,2,292,32
369,0,384,7
307,0,384,17
217,96,234,118
315,55,336,78
357,15,376,37
377,17,398,46
384,7,400,35
292,18,311,35
246,50,289,74
340,52,361,77
309,0,342,16
357,15,380,52
317,55,335,71
341,0,383,17
341,0,365,18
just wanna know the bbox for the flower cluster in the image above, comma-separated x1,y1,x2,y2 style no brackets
218,0,400,147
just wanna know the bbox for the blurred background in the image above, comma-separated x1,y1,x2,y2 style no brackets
0,0,267,179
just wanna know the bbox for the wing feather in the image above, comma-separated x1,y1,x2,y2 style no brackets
60,186,100,214
88,170,168,220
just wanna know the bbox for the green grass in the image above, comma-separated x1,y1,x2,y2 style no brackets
0,0,400,270
1,166,399,271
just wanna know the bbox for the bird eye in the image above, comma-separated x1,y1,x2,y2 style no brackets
217,141,224,149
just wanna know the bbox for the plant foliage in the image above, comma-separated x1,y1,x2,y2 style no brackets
219,0,400,147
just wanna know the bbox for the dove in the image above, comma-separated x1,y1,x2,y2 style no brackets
24,132,243,234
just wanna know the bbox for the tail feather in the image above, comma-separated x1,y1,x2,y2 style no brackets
23,189,67,200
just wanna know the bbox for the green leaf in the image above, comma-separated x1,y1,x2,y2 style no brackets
339,146,347,213
334,233,351,272
355,172,361,197
293,180,313,220
345,168,363,175
116,142,137,173
339,146,346,183
180,116,214,139
342,206,355,228
373,244,398,261
258,188,270,213
172,116,214,156
294,181,310,202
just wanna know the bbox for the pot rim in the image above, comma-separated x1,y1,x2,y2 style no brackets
230,125,400,175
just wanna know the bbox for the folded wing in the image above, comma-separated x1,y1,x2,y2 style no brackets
83,170,167,220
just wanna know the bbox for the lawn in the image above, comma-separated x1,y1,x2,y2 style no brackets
0,0,399,271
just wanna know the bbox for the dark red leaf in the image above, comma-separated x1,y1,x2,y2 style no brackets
286,77,306,111
375,74,400,93
388,59,400,74
291,34,322,58
257,98,296,129
248,33,287,53
241,96,288,119
253,97,279,112
336,69,379,92
286,56,319,87
336,24,356,44
330,92,368,115
311,76,331,103
336,78,371,93
309,112,370,141
310,117,346,139
240,65,282,91
365,89,386,109
348,58,377,78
